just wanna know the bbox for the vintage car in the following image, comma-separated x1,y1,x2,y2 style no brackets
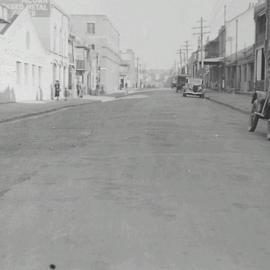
182,78,205,98
249,90,270,140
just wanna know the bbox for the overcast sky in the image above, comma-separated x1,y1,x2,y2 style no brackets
57,0,258,69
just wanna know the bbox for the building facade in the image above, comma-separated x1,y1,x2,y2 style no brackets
0,1,70,100
203,26,225,90
0,7,49,102
120,49,136,89
254,0,266,91
68,34,76,97
32,4,70,99
225,4,255,92
70,14,121,94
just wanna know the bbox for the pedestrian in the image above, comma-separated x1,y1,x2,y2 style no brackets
95,83,100,96
76,81,82,98
54,80,61,101
79,86,84,98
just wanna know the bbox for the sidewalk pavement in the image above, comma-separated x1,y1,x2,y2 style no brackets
0,97,108,124
0,90,147,124
206,90,252,115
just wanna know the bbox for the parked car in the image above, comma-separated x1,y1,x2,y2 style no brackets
182,78,205,98
249,90,270,140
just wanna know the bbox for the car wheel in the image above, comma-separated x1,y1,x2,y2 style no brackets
248,100,260,132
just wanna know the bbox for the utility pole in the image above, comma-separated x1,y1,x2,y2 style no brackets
224,4,227,91
235,19,239,92
224,4,227,27
176,48,183,74
193,17,210,78
181,41,192,75
136,57,139,88
266,0,270,91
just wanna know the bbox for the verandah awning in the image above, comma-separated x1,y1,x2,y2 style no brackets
198,57,224,65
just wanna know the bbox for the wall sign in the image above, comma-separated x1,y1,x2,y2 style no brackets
0,0,51,17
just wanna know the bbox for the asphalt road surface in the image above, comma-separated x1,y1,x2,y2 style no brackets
1,89,270,270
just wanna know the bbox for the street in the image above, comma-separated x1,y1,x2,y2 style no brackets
1,89,270,270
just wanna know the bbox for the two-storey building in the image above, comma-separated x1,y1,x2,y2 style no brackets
70,14,121,94
0,5,48,102
0,0,70,100
120,49,136,89
254,0,267,91
225,3,255,92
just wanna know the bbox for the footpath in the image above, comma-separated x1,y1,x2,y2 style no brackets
206,90,252,115
0,89,142,124
0,96,116,124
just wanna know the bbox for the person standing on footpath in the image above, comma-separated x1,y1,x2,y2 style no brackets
54,80,61,101
77,81,83,98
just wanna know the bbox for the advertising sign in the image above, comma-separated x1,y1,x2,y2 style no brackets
0,0,51,17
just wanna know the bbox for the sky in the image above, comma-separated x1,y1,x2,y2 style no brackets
56,0,258,69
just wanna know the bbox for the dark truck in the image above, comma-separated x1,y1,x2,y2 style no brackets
175,74,189,93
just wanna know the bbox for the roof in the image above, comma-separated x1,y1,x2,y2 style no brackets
51,1,69,18
0,14,18,34
70,14,120,36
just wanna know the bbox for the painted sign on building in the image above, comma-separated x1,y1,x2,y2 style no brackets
0,0,50,17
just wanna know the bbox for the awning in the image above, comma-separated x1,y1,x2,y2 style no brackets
198,57,224,65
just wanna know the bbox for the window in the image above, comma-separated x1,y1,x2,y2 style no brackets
16,62,22,84
63,31,66,56
91,44,95,50
24,63,29,85
244,65,247,82
38,66,42,87
32,65,36,86
256,48,265,81
59,29,62,55
87,23,95,34
26,31,30,50
53,25,57,52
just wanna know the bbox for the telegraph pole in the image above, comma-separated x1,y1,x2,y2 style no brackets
224,4,227,91
224,4,227,27
193,17,210,77
181,41,192,75
235,19,239,92
136,57,139,88
176,48,183,74
266,0,270,91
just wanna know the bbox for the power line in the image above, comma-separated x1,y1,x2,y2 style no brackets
180,41,192,74
193,17,210,74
